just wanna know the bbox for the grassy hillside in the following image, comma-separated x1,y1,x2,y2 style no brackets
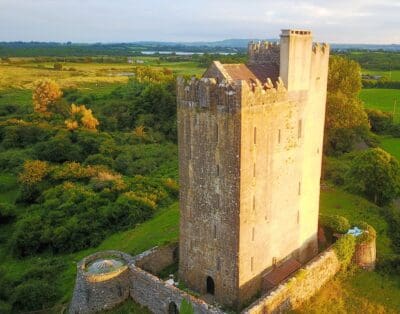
298,187,400,313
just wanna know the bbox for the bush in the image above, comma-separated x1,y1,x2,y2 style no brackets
1,124,50,149
322,156,350,185
0,203,17,224
12,279,58,311
84,154,115,168
365,109,393,133
333,234,356,270
34,133,83,163
354,221,376,243
0,149,34,173
320,214,351,234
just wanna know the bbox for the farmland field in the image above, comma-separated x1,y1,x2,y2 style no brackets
360,88,400,120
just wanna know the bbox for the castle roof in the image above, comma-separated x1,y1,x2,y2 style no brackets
203,61,279,85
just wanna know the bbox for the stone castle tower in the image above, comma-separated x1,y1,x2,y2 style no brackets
177,29,330,308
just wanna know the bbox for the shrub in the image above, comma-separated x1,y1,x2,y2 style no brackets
84,154,115,168
0,203,17,224
333,234,356,270
1,124,50,149
322,156,350,185
34,133,83,163
180,299,195,314
320,214,351,234
365,109,393,133
163,178,179,198
354,221,376,243
12,280,58,312
0,149,35,173
19,160,50,185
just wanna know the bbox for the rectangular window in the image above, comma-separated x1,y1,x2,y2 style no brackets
297,210,300,224
253,163,256,177
298,119,302,139
217,194,220,209
217,257,221,271
253,195,256,211
217,164,220,177
252,227,255,241
251,257,254,272
254,127,257,144
215,123,219,142
278,129,281,143
298,181,301,195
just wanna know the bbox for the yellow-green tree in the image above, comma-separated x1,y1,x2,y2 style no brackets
65,104,99,131
32,79,63,114
324,56,369,154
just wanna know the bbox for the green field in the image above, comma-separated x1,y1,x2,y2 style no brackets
378,136,400,161
360,88,400,120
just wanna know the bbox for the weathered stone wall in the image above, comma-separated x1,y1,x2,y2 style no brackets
177,78,242,307
69,251,134,314
242,247,340,314
134,243,178,275
176,30,330,309
129,265,225,314
355,237,376,270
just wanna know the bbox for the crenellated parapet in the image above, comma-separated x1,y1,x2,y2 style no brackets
312,43,330,56
177,76,240,112
248,40,280,66
177,75,288,112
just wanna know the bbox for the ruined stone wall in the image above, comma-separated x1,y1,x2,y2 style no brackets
134,243,178,275
177,77,241,307
242,246,340,314
129,265,225,314
69,251,134,314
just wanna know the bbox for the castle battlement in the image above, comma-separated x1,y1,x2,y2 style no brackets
177,75,287,111
312,42,330,55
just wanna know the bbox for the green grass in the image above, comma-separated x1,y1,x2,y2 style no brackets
379,136,400,161
320,187,393,259
360,88,400,121
0,173,19,203
0,89,32,107
298,186,400,313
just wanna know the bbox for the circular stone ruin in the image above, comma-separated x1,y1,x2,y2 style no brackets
69,250,134,314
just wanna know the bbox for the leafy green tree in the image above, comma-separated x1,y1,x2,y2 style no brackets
324,56,369,155
346,148,400,205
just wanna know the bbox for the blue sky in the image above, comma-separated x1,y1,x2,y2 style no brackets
0,0,399,43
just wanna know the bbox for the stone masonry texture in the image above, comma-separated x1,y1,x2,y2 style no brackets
177,29,330,307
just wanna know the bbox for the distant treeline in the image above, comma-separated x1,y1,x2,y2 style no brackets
335,50,400,71
0,42,242,57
